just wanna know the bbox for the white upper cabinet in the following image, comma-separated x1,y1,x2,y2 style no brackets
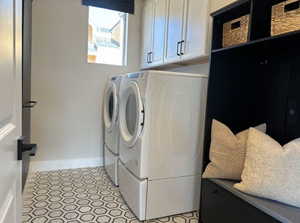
165,0,186,63
182,0,210,61
141,0,168,69
152,0,168,66
141,0,236,68
141,0,154,68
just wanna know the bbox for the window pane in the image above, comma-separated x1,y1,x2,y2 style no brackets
88,7,126,66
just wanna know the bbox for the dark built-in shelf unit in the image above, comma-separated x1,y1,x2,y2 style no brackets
200,0,300,222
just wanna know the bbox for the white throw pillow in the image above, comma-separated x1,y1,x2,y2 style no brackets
235,128,300,208
202,120,266,180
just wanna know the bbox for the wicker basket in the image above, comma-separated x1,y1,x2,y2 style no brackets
223,15,250,48
272,0,300,36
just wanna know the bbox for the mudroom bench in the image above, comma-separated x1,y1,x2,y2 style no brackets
200,0,300,222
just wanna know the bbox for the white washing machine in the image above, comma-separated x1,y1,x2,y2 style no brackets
103,75,122,186
118,70,208,220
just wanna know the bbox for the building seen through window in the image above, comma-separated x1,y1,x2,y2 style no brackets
88,7,127,66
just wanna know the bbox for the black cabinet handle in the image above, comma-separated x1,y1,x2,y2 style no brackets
23,101,37,109
149,52,153,63
18,138,37,161
180,40,185,55
147,52,153,64
177,41,181,56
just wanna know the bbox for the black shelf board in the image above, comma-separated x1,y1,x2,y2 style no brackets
212,29,300,54
212,41,252,54
211,0,250,17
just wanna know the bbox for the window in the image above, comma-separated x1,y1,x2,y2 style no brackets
88,7,127,66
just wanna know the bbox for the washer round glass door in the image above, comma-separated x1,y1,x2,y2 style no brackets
104,82,118,132
119,81,144,147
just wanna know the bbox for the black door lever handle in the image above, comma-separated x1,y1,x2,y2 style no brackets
18,138,37,160
23,101,37,108
23,144,37,156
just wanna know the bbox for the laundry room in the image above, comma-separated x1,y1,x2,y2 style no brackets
1,0,300,222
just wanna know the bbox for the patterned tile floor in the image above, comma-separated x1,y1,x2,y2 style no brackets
23,167,198,223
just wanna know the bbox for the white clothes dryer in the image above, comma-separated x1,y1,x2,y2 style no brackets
117,70,208,220
103,75,122,186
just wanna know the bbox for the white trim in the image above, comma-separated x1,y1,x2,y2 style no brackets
29,158,103,172
122,13,129,66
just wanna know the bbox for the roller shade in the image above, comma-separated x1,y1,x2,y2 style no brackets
82,0,134,14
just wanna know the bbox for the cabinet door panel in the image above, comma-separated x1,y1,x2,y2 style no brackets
182,0,209,60
141,0,154,68
152,0,167,66
165,0,186,63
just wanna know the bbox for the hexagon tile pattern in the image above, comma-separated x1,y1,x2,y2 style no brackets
23,167,198,223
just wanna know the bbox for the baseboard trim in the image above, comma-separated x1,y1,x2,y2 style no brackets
29,158,103,172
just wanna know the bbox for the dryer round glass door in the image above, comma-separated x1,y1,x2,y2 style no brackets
104,82,118,132
119,81,144,147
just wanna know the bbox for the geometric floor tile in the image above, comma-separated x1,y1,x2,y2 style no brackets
23,167,198,223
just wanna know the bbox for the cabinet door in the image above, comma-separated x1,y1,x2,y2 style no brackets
182,0,209,60
151,0,167,66
141,0,154,68
165,0,186,63
201,180,280,223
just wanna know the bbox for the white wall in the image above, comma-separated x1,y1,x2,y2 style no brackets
30,0,236,171
31,0,142,170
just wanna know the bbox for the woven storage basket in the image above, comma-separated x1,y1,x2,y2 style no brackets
223,15,250,48
272,0,300,36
